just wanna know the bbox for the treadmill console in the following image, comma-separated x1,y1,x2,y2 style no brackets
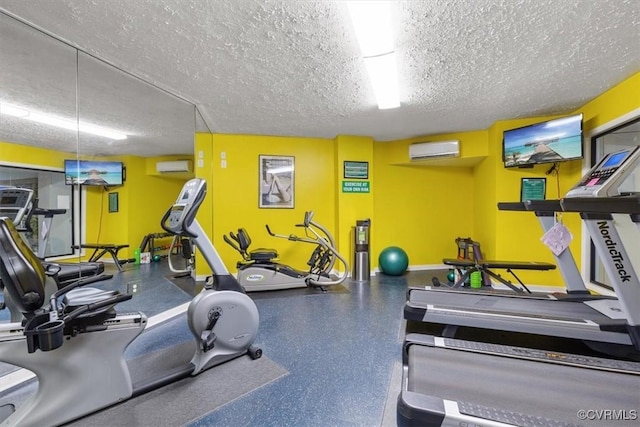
0,187,34,223
565,146,640,198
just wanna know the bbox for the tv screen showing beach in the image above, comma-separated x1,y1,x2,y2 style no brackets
503,114,583,168
64,160,123,186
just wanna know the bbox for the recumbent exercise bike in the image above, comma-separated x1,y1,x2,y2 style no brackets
224,211,348,292
0,178,261,427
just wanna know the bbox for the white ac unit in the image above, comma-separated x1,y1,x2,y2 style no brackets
156,160,193,173
409,140,460,161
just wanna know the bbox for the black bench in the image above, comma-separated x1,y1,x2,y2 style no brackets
72,244,130,271
443,258,556,293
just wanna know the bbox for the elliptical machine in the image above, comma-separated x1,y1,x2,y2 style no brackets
224,211,349,292
0,178,261,427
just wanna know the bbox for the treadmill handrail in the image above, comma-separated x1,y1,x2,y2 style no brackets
523,199,563,212
561,195,640,214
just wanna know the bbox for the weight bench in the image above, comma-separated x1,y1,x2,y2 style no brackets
73,244,130,271
443,258,556,293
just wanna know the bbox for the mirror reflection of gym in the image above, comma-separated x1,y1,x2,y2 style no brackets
1,12,199,319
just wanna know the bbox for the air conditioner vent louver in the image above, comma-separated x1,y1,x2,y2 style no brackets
409,141,460,161
156,160,192,173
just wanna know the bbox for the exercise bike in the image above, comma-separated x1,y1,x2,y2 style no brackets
224,211,349,292
0,178,261,427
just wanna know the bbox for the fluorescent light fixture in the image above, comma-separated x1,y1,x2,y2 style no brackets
364,53,400,110
347,1,394,57
347,1,400,109
0,101,127,140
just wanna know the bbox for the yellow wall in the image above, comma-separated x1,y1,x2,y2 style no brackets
485,118,584,285
478,71,640,286
82,155,190,259
0,141,73,169
335,135,374,272
581,72,640,131
5,72,639,287
0,141,189,261
373,131,485,267
194,133,338,278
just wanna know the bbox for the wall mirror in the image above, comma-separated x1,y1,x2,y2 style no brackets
0,11,78,259
1,11,198,320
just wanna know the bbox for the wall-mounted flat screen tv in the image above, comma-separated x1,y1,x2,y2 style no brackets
503,113,583,168
64,160,124,186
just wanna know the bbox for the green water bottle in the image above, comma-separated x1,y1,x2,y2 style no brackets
470,271,482,289
134,248,141,265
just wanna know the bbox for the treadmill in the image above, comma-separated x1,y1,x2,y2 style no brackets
0,187,107,287
405,146,640,352
398,333,640,426
398,147,640,426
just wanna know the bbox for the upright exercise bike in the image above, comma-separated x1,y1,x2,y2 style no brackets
224,211,349,292
0,178,261,427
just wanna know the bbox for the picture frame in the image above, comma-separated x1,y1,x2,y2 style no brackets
259,155,294,209
108,192,119,213
343,161,369,179
520,177,546,202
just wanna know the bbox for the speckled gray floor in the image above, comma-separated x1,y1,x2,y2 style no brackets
0,260,437,427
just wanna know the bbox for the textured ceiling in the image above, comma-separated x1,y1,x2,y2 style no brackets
0,0,639,157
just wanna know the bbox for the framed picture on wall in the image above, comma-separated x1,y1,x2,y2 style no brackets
259,155,294,209
108,192,119,213
343,161,369,179
520,178,546,202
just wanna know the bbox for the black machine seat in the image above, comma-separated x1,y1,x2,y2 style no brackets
62,287,120,307
0,217,46,313
224,228,278,263
54,262,105,287
0,216,128,326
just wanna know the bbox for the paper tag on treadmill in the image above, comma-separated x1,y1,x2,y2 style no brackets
540,222,573,256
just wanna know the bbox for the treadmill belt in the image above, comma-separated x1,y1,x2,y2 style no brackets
407,344,640,426
409,290,623,322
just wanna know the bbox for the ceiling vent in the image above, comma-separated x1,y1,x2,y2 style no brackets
409,141,460,161
156,160,192,173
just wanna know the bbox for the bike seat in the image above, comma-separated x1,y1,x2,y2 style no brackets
62,287,120,306
248,248,278,262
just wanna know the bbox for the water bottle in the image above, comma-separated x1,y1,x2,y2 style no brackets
134,248,141,265
470,271,482,289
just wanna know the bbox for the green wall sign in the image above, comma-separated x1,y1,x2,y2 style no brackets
342,180,370,193
343,161,369,179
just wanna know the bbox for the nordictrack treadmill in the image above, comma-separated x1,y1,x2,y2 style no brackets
405,146,640,352
398,333,640,426
399,147,640,426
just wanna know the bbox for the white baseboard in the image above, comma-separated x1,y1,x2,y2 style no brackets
406,264,449,271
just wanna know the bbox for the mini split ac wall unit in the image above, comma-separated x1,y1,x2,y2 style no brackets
409,140,460,161
156,160,193,173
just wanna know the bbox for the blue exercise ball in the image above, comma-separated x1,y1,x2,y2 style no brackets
378,246,409,276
